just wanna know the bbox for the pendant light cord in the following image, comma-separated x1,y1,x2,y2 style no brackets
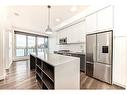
48,5,51,26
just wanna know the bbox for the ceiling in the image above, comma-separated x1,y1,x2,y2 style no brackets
7,5,89,33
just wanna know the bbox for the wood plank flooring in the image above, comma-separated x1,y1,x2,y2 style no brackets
0,60,39,89
80,72,124,89
0,60,124,89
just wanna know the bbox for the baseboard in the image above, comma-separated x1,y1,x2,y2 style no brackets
5,61,12,70
13,56,29,62
113,81,126,89
0,75,5,80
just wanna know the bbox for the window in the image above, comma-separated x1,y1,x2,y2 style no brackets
16,34,27,56
15,32,48,57
28,36,36,55
37,37,44,55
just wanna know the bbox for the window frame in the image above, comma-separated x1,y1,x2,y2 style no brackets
14,31,48,57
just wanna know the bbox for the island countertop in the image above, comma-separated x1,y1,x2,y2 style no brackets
31,53,80,67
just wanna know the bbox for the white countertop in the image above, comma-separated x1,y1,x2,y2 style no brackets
31,53,80,67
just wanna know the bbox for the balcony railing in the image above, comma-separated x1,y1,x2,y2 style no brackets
16,48,48,56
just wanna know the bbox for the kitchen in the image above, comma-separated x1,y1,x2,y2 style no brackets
0,2,127,91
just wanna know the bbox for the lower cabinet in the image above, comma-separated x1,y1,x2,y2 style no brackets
70,53,85,72
30,55,36,70
30,54,80,89
35,57,54,89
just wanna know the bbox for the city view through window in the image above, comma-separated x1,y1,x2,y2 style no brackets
15,33,48,57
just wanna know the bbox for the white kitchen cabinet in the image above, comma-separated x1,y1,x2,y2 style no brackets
66,27,72,43
59,31,63,39
59,28,67,39
56,28,68,44
56,20,86,44
85,13,97,34
56,32,60,44
78,21,86,42
67,21,86,43
97,6,113,31
113,5,127,37
69,24,79,43
56,31,63,45
61,29,67,39
113,37,127,88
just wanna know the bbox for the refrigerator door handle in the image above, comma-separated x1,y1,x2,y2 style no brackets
93,45,96,62
97,43,100,60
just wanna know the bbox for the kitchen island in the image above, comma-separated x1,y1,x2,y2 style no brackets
30,53,80,90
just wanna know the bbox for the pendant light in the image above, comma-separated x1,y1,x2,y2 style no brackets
45,5,52,34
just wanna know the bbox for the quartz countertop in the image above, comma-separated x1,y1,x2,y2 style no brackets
31,53,80,67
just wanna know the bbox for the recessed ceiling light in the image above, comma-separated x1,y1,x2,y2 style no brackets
14,12,20,16
56,18,61,22
70,6,77,12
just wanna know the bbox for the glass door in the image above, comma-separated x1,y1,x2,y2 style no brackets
37,37,45,55
27,36,36,55
15,31,48,57
16,34,27,56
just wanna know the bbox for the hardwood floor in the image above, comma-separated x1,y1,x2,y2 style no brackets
0,60,124,89
0,60,39,89
80,72,124,89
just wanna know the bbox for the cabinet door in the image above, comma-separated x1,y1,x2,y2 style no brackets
85,13,97,34
66,27,72,43
113,37,127,87
59,29,67,39
62,29,67,39
97,6,113,31
67,21,86,43
65,25,77,43
56,32,60,44
59,31,63,39
71,24,79,43
76,21,86,42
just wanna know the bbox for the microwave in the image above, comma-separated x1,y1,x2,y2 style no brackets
59,37,67,44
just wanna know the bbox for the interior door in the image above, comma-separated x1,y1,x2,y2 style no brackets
96,31,112,64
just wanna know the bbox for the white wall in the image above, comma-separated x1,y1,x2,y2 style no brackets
0,6,7,80
0,26,4,80
0,6,13,80
3,28,13,69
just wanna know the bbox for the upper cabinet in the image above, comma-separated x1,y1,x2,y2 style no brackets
97,6,113,31
56,20,86,44
56,32,59,44
85,13,97,34
56,6,113,43
56,30,67,44
67,21,86,43
86,6,113,34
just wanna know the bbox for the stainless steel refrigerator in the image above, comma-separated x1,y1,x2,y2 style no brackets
86,30,112,84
